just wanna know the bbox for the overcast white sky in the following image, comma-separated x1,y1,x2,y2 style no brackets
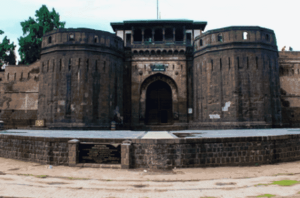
0,0,299,63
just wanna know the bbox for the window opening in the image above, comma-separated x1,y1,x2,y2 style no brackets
68,58,71,71
69,34,74,41
237,57,240,69
175,27,184,41
48,36,52,44
59,59,62,71
266,34,270,41
247,57,249,69
78,58,81,70
94,36,98,43
165,28,173,42
186,33,192,45
218,34,223,42
211,60,213,71
144,29,152,43
256,57,258,69
243,32,248,40
47,60,49,72
220,58,222,70
103,61,106,72
126,34,131,46
228,57,231,70
86,59,89,72
133,29,142,42
200,39,203,46
53,59,55,72
154,28,163,41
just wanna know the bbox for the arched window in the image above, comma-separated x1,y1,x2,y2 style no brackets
200,39,203,46
94,36,98,43
69,34,74,41
265,34,270,41
217,34,223,42
243,32,248,40
48,36,52,44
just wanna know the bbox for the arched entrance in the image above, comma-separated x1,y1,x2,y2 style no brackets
146,80,172,124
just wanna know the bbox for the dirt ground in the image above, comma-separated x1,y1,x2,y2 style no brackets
1,158,300,198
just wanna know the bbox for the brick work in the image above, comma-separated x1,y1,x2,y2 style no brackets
279,51,300,127
0,134,300,169
193,27,282,128
0,135,68,165
38,28,124,129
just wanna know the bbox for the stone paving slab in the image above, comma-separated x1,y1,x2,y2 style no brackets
1,128,300,139
170,128,300,138
141,131,175,139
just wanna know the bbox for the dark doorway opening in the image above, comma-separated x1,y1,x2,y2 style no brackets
146,80,172,125
186,33,192,45
126,34,131,46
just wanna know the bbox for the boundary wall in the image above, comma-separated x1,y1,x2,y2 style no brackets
0,133,300,169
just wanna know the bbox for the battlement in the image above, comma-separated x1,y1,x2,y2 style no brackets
41,28,124,52
194,26,277,53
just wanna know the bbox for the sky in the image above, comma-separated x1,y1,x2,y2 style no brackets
0,0,299,64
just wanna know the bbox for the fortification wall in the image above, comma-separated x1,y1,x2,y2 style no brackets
279,51,300,127
0,62,40,128
192,27,281,129
38,28,124,129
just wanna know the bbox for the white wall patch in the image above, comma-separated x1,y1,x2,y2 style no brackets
222,101,231,111
209,114,220,119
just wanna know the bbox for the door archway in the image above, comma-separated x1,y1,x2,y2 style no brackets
146,80,172,124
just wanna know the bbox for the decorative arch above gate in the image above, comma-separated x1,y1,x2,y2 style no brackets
139,73,179,122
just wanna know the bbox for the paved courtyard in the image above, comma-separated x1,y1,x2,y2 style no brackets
1,128,300,139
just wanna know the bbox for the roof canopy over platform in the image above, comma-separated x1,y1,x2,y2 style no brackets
111,19,207,31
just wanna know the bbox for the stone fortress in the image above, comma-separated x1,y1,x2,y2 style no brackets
0,19,299,130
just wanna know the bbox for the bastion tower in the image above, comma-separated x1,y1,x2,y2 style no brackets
192,26,282,128
38,28,124,129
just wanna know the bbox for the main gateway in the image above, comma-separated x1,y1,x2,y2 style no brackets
1,19,299,130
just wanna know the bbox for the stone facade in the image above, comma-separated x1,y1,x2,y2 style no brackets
192,27,282,129
1,133,300,169
38,28,124,129
0,20,299,130
0,61,40,128
279,51,300,127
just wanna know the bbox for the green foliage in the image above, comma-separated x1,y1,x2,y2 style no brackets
256,194,275,197
271,180,299,186
18,5,65,64
0,30,16,67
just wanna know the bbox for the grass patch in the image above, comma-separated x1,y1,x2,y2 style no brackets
18,174,34,177
271,180,299,186
35,175,48,178
255,183,269,187
256,194,275,197
66,177,89,180
255,180,300,187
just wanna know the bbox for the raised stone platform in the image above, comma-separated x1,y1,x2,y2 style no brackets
1,128,300,169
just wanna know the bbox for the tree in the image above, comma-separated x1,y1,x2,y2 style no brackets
0,30,16,68
18,5,65,65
